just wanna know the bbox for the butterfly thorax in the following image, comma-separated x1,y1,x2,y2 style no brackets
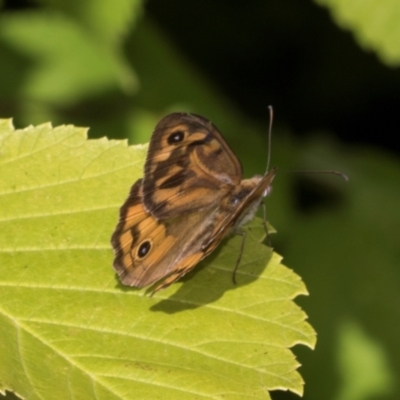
229,175,265,231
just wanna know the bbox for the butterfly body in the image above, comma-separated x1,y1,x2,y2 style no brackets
111,113,276,293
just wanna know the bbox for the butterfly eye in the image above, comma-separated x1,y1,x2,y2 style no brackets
167,130,185,145
137,240,151,258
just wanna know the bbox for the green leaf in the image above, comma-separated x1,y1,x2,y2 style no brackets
0,120,315,399
335,320,395,400
37,0,143,46
0,11,138,105
316,0,400,65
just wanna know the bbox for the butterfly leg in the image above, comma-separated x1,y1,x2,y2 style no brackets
232,230,246,284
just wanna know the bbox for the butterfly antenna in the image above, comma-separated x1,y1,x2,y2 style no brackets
266,105,273,172
294,170,349,181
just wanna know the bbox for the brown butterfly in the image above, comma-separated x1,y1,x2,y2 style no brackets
111,113,277,294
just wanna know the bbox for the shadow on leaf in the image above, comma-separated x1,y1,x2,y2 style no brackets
150,235,274,313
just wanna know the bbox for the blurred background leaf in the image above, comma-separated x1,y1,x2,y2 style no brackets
317,0,400,66
0,0,399,399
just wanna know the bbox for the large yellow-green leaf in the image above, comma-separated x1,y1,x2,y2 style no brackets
317,0,400,65
0,120,315,399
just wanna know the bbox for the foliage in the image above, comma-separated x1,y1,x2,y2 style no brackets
317,0,400,65
0,0,399,399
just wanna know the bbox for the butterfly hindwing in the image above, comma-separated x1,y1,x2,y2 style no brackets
112,178,229,290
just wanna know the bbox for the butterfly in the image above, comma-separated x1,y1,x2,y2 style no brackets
111,112,277,294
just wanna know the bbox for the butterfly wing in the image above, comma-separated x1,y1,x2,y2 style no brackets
111,179,225,292
142,112,242,219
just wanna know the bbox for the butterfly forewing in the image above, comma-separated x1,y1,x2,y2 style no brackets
142,113,243,219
